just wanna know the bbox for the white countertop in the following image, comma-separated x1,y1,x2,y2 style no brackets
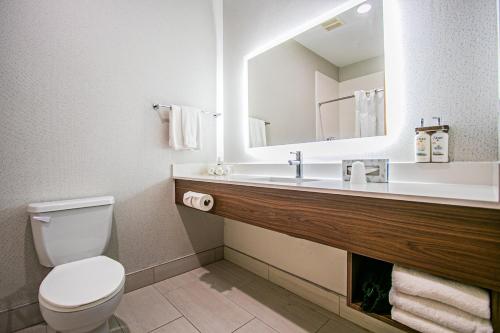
174,173,500,209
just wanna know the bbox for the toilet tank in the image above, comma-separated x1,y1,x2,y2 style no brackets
28,196,115,267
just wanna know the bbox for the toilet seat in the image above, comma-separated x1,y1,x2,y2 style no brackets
39,256,125,313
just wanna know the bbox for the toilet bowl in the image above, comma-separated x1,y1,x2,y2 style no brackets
39,256,125,333
28,196,123,333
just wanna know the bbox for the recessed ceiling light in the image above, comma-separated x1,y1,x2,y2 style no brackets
357,3,372,14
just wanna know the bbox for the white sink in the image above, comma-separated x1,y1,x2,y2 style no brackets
231,175,320,184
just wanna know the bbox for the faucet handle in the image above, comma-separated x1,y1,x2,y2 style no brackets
290,151,302,160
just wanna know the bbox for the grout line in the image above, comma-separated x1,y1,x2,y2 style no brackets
315,318,330,333
230,317,255,333
154,290,202,333
146,313,183,333
147,315,192,333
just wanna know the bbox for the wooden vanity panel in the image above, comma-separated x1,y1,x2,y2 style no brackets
175,179,500,292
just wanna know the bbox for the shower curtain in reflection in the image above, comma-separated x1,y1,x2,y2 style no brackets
354,90,385,138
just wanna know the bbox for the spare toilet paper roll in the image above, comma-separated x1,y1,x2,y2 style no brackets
183,191,214,211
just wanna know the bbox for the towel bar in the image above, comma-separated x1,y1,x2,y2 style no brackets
152,104,221,118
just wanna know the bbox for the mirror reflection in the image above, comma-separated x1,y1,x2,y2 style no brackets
248,0,385,147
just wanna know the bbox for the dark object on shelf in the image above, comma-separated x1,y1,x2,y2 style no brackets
359,261,392,314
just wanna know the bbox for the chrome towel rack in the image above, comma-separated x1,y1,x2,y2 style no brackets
152,104,221,118
318,88,384,108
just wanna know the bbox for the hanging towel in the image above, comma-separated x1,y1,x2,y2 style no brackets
392,265,490,319
391,307,458,333
249,117,267,147
168,105,201,150
181,106,201,149
169,105,184,150
389,289,493,333
354,90,384,138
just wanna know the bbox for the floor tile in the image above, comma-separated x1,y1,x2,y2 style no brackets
14,324,47,333
203,260,259,288
317,317,370,333
165,281,253,333
154,269,205,295
115,286,181,333
234,318,277,333
151,317,199,333
154,260,258,299
226,278,329,333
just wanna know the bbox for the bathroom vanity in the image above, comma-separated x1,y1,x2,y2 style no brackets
173,165,500,332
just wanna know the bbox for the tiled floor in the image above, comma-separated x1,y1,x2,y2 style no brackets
18,260,368,333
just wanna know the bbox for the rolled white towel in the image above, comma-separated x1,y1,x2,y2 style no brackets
392,265,490,319
389,289,492,333
391,307,458,333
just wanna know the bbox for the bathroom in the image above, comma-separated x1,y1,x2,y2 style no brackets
0,0,498,332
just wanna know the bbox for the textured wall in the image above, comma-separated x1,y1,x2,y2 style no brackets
224,0,499,162
0,0,223,312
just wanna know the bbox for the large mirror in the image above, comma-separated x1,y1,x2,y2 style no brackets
248,0,385,147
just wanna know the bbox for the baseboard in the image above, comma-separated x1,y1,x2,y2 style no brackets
0,302,43,333
125,246,224,293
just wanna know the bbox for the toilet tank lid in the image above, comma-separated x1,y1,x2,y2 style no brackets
28,196,115,213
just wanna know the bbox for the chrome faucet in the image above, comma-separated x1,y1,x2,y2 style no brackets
288,151,303,179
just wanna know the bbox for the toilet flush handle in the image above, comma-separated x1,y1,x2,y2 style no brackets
32,215,51,223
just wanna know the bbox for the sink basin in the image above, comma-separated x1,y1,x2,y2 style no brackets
231,175,320,184
265,177,320,183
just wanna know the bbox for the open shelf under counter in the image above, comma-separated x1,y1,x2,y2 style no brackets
347,253,417,332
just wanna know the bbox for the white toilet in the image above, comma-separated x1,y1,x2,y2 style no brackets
28,196,125,333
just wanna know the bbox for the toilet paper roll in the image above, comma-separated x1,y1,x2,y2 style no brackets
183,191,214,211
183,191,194,207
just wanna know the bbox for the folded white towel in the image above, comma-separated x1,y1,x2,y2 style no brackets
168,105,201,150
248,117,267,147
391,307,458,333
389,289,492,333
392,265,490,319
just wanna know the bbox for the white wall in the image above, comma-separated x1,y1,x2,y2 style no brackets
0,0,223,312
315,71,340,140
224,0,499,163
223,0,499,293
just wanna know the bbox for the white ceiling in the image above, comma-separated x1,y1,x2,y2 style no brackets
294,0,384,68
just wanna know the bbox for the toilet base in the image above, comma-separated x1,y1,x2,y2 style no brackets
47,320,110,333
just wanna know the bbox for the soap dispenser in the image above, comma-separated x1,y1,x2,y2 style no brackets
430,116,449,163
415,118,431,163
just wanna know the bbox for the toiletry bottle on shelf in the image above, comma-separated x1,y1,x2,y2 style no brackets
415,118,431,163
431,116,449,163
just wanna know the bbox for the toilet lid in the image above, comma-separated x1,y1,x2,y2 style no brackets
39,256,125,309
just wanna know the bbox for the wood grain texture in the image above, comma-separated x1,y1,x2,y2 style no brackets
175,179,500,292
